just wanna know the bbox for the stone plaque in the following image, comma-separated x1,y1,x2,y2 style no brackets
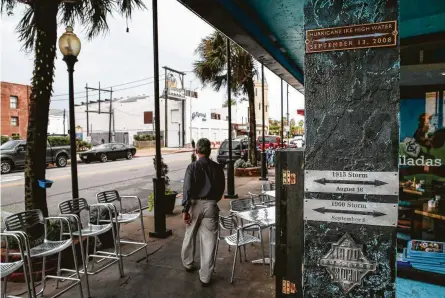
305,170,399,195
304,199,397,227
320,233,377,293
306,21,398,53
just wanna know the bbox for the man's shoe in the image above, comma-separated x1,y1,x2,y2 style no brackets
200,278,212,287
184,266,197,273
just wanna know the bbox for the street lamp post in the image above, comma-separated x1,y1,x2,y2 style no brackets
280,79,284,148
149,0,172,238
59,26,81,199
224,38,238,199
260,64,268,181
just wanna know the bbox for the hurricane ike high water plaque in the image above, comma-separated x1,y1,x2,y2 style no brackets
303,0,399,297
305,21,398,53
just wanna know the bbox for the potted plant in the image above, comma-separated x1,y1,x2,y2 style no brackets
148,157,178,214
234,158,261,177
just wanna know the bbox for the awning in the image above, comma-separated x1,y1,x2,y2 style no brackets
177,0,445,92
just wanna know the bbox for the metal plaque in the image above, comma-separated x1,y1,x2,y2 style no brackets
304,199,397,227
282,170,297,185
320,233,377,293
305,170,399,196
306,20,398,53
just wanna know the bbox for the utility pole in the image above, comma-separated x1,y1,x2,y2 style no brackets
85,82,113,142
63,109,66,135
108,87,113,143
287,84,289,143
85,83,89,136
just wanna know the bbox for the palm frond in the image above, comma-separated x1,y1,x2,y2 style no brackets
193,30,258,98
83,0,115,39
210,74,227,92
118,0,146,19
59,1,86,27
16,5,36,52
1,0,16,15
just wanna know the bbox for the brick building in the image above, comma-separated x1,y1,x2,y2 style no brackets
1,82,31,138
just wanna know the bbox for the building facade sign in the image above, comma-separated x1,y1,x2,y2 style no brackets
191,112,206,121
167,87,185,99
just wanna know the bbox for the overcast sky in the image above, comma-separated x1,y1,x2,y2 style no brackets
1,0,304,121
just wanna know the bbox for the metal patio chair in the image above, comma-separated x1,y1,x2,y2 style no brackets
58,198,124,297
269,226,276,277
96,190,148,262
1,231,34,298
215,215,264,284
229,198,256,251
248,192,270,208
261,181,275,192
4,210,84,298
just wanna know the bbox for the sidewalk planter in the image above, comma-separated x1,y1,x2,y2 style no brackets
38,179,53,188
164,191,178,214
134,140,164,149
235,167,261,177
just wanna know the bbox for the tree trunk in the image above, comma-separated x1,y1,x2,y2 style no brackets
246,78,257,166
24,1,59,221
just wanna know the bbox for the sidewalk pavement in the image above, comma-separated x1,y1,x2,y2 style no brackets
6,170,276,298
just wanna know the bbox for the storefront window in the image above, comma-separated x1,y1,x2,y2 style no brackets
398,88,445,278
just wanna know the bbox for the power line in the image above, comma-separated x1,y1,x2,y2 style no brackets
51,78,165,102
51,73,166,98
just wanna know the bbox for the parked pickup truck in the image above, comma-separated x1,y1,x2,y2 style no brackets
0,140,71,174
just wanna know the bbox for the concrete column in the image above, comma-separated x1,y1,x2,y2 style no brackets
304,0,399,296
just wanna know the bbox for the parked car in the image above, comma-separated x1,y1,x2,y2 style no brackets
289,136,305,148
79,143,136,163
217,138,249,167
257,135,286,151
0,140,71,174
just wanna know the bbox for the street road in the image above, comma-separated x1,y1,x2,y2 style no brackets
1,152,197,215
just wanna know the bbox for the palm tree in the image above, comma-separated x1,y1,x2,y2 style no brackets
194,31,258,165
1,0,145,217
222,98,237,108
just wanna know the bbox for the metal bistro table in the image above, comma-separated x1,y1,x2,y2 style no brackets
235,206,275,265
263,190,275,198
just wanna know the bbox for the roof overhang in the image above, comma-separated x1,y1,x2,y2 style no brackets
177,0,304,93
177,0,445,91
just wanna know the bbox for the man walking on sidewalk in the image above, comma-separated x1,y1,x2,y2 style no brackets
181,138,225,286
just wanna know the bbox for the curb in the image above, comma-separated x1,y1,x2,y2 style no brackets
61,149,195,165
134,149,194,158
